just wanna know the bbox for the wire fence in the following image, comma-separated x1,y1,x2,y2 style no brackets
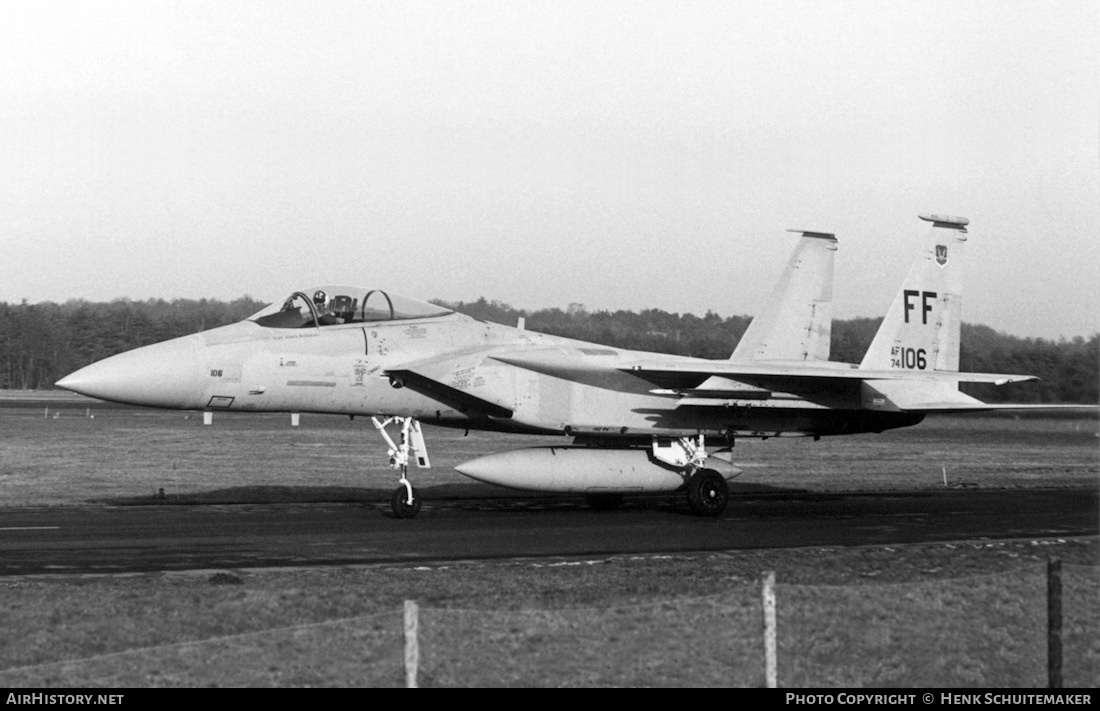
1,561,1095,687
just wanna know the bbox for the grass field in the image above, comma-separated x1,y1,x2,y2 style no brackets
1,397,1096,507
0,395,1097,687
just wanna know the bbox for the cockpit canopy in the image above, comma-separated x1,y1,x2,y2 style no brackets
248,286,453,329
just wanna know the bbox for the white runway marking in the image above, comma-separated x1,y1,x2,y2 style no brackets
0,526,60,531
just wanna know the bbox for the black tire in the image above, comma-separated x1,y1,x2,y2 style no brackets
391,485,422,519
687,469,728,517
584,493,625,511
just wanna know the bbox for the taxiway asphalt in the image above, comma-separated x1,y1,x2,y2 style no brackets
0,487,1095,576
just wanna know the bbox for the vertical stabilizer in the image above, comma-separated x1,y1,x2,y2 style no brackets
859,214,969,373
731,230,837,362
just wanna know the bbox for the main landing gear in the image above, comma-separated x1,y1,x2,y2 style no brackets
687,468,728,517
652,435,730,517
372,416,430,519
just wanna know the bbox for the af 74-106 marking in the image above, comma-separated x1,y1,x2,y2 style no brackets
57,214,1043,517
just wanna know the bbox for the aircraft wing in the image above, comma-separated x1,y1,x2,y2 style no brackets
618,360,1039,388
618,360,1044,413
489,349,1037,392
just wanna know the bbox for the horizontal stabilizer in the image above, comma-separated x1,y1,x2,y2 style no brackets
916,403,1100,412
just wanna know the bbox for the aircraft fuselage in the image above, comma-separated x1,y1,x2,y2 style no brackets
59,310,923,442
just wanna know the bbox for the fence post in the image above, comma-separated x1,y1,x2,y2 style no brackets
1047,557,1062,688
404,599,419,688
762,570,777,688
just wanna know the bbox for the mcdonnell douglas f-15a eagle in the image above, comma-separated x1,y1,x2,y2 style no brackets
57,214,1041,517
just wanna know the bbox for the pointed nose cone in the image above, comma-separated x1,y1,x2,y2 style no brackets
56,335,209,409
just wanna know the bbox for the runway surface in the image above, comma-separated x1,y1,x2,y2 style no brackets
0,486,1095,576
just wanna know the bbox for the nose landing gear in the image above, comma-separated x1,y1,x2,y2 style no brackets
372,416,430,518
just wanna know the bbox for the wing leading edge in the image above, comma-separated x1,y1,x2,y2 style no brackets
615,360,1039,413
619,360,1038,385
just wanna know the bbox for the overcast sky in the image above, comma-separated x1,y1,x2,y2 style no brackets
2,0,1097,339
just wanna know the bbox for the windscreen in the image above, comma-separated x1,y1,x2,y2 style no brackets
248,287,452,328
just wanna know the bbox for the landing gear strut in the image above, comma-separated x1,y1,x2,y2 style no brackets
372,416,430,518
652,434,730,517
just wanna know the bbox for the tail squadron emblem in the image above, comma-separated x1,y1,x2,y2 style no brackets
935,244,948,267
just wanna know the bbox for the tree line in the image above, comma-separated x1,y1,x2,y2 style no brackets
1,296,1094,404
0,297,265,391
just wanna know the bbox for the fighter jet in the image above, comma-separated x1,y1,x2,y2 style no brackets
57,214,1038,517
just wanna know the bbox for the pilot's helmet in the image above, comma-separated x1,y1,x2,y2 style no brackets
313,290,327,306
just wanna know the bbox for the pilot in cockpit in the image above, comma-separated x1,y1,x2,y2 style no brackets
313,290,344,325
